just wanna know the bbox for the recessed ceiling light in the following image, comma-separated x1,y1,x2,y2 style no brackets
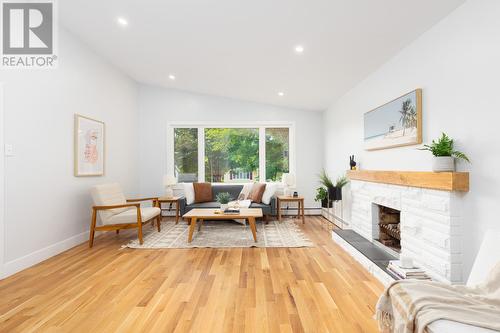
294,45,304,53
168,74,176,81
117,17,128,27
278,91,285,97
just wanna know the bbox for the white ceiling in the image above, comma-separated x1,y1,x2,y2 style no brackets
60,0,465,111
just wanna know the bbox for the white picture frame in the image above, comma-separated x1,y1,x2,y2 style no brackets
74,114,105,177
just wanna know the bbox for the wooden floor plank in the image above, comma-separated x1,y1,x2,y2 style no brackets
0,216,383,332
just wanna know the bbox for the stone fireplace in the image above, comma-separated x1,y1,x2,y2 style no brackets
341,170,469,284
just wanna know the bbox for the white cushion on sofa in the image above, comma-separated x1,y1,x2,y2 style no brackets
183,183,195,204
262,182,278,205
107,207,160,225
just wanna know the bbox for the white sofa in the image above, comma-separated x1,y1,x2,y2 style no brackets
426,230,500,333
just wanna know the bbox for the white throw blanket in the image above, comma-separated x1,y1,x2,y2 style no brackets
376,263,500,333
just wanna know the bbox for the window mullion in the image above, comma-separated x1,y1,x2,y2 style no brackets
198,127,205,182
259,127,266,182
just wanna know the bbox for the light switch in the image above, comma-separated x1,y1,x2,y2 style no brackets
5,144,14,157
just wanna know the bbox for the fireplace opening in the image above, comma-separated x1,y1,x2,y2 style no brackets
373,205,401,253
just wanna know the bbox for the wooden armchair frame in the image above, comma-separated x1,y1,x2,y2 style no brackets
89,197,160,248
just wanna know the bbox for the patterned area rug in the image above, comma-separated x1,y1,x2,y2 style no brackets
124,219,313,249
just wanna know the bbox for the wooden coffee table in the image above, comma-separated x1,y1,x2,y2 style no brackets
182,208,263,243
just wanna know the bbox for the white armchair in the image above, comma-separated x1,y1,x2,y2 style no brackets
89,183,161,247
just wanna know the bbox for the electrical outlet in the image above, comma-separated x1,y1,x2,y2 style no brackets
4,144,14,157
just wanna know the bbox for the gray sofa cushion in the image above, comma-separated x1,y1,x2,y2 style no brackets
212,184,243,201
188,202,221,209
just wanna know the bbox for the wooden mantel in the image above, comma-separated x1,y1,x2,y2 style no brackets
347,170,469,192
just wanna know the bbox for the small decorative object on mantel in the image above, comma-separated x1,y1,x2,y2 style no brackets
364,89,422,150
419,132,470,172
349,155,357,170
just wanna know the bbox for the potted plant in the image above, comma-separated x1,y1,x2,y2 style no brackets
216,192,232,211
333,175,349,201
314,187,329,208
319,169,335,201
419,133,470,172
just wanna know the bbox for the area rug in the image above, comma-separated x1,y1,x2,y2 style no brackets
124,219,313,249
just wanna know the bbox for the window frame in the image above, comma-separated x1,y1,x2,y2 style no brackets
167,121,295,184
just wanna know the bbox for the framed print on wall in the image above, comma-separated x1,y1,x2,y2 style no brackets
74,114,105,176
364,89,422,151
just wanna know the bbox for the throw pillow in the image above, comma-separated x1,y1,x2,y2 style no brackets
247,183,266,203
193,182,213,203
261,182,278,205
183,183,195,205
238,183,253,200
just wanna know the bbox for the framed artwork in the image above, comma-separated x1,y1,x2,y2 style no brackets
364,89,422,151
74,114,105,176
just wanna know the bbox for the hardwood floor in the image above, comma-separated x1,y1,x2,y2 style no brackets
0,216,383,332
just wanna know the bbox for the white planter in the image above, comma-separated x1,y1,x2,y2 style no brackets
432,156,455,172
220,203,229,211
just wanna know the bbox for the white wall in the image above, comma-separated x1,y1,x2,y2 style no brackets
138,86,323,209
0,84,5,277
323,0,500,279
0,28,140,277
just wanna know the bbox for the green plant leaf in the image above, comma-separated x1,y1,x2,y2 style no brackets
318,169,334,188
452,151,471,163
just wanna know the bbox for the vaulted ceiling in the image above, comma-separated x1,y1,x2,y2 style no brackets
60,0,465,110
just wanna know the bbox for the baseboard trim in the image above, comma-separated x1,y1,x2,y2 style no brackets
1,231,89,279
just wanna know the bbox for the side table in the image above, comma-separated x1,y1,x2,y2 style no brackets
277,196,305,224
157,197,180,224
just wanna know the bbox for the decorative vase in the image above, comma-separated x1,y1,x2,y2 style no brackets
432,156,455,172
220,203,228,211
321,199,329,208
328,186,336,201
335,187,343,201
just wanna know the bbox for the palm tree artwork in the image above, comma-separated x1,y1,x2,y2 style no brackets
399,98,417,135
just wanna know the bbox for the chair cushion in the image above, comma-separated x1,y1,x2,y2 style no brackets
106,207,161,225
91,183,128,223
193,182,213,203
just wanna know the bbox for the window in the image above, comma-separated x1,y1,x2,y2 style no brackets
265,128,289,181
168,123,294,183
205,128,259,182
174,128,198,182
